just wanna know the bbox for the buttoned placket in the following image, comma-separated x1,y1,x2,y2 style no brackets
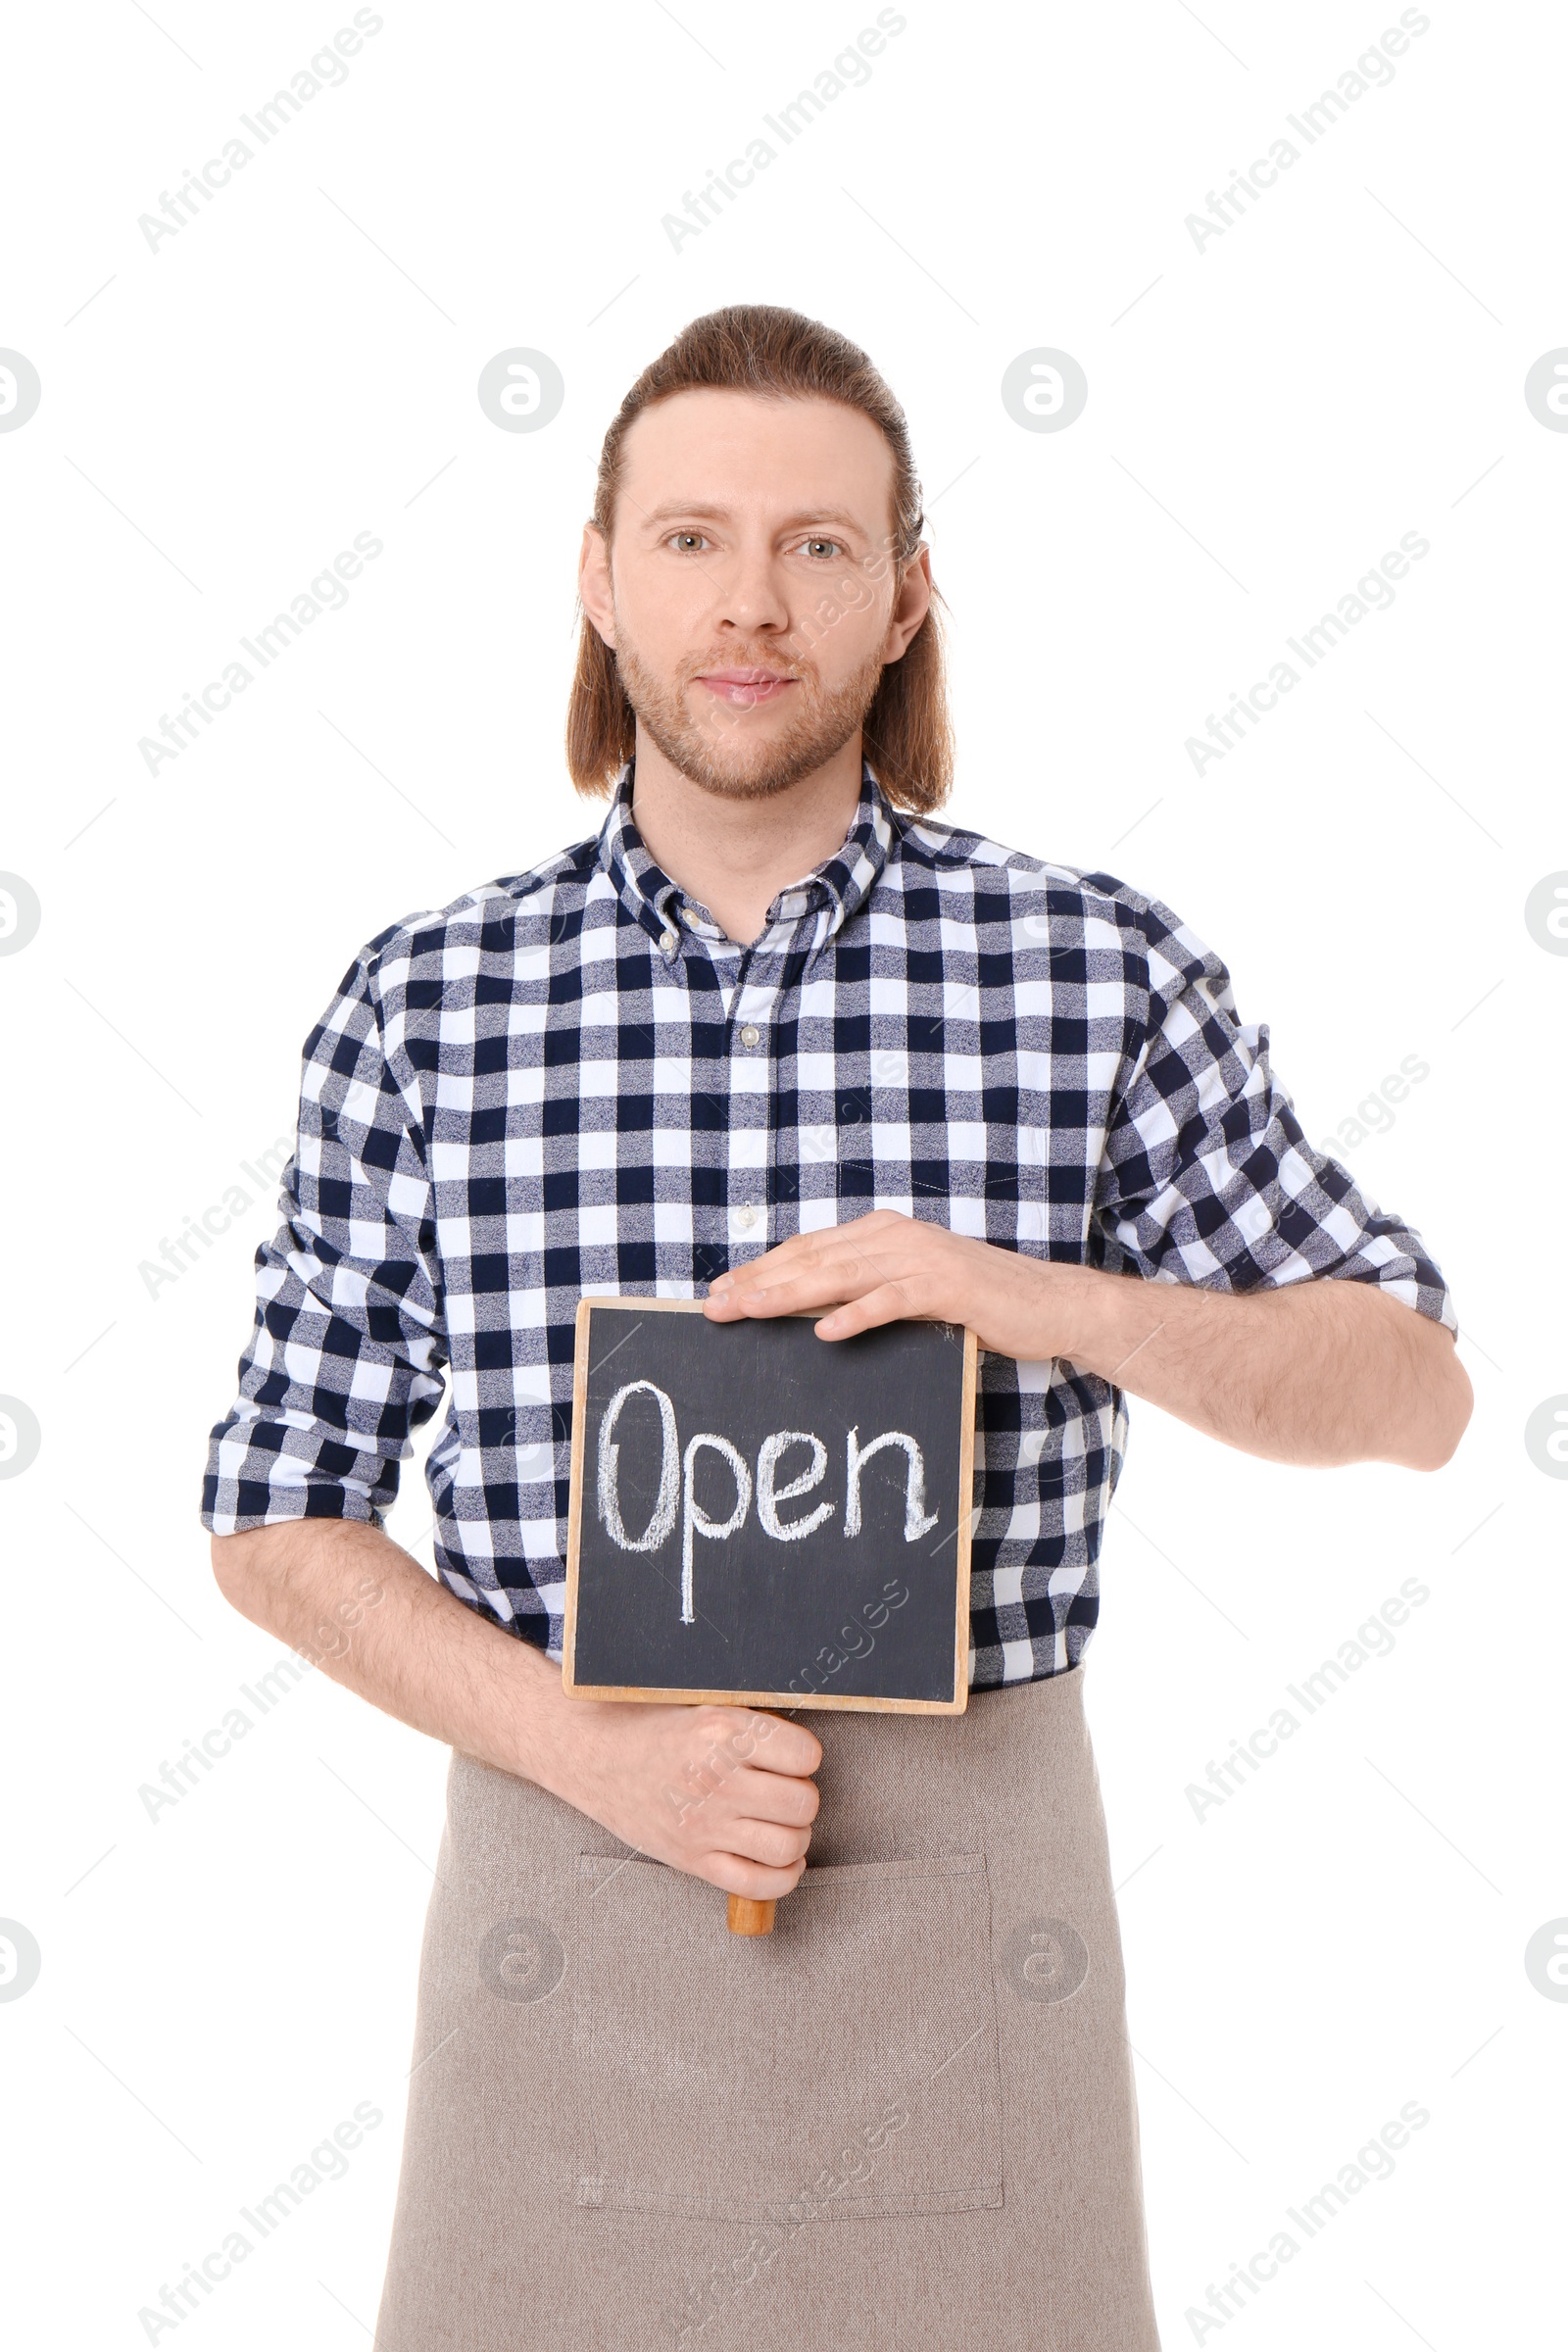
600,765,888,1279
676,889,813,1264
723,942,778,1256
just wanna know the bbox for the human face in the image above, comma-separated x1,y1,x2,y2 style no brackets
578,389,930,801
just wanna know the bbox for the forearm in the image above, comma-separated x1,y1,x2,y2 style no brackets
1045,1262,1471,1470
211,1516,823,1898
706,1210,1472,1472
211,1517,585,1796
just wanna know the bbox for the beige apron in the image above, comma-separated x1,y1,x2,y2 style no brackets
375,1667,1161,2349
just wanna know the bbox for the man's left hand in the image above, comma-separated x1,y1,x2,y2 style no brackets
703,1208,1076,1358
700,1205,1472,1475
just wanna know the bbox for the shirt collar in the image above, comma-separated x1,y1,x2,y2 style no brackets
596,757,894,960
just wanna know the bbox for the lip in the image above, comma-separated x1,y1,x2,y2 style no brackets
693,668,798,706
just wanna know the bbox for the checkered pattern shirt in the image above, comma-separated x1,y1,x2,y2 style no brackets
202,762,1456,1685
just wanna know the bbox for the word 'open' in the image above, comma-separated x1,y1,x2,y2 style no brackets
595,1379,940,1624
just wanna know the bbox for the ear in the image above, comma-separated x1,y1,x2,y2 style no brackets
578,522,616,649
882,546,933,662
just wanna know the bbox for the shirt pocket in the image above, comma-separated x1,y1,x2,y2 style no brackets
572,1851,1003,2223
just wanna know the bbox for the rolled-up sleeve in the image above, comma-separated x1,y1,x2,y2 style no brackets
201,937,448,1534
1089,885,1457,1333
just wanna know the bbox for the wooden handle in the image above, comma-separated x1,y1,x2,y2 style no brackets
727,1894,776,1936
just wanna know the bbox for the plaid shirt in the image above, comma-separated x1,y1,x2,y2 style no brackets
202,763,1456,1686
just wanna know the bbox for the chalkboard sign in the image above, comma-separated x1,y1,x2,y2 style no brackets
563,1300,978,1713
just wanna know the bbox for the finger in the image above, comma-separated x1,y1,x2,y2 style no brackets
722,1251,927,1326
700,1260,822,1317
702,1287,759,1321
812,1280,916,1340
708,1216,907,1298
714,1814,814,1869
721,1229,824,1277
731,1720,822,1780
700,1848,809,1901
713,1239,897,1312
704,1241,823,1311
710,1272,861,1321
724,1762,820,1823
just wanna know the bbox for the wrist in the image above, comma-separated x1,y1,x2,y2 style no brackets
501,1637,586,1797
1020,1254,1144,1378
1021,1252,1099,1364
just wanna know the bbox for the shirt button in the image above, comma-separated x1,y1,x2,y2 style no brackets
660,928,677,953
734,1205,760,1231
740,1024,760,1048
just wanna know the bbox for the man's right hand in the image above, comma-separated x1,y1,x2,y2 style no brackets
540,1697,822,1900
212,1519,823,1900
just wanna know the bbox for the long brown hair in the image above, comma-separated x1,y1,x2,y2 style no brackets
565,305,953,812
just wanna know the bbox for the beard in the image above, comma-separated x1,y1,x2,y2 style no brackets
612,622,887,803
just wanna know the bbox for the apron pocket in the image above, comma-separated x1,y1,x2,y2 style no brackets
573,1850,1003,2223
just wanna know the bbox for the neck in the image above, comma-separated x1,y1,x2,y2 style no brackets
627,727,865,945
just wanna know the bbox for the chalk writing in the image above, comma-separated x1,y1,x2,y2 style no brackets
597,1382,940,1625
681,1433,751,1624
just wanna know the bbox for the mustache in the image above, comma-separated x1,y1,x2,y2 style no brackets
677,648,816,685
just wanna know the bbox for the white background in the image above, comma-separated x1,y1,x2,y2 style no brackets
1,2,1563,2344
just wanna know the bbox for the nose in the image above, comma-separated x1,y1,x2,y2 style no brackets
705,531,791,638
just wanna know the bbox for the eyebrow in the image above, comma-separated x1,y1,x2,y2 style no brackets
638,502,871,537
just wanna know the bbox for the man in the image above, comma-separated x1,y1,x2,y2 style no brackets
205,305,1470,2349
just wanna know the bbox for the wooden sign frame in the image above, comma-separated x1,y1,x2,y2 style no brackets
562,1298,978,1714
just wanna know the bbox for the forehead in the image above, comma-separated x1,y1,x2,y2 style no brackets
614,389,896,531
